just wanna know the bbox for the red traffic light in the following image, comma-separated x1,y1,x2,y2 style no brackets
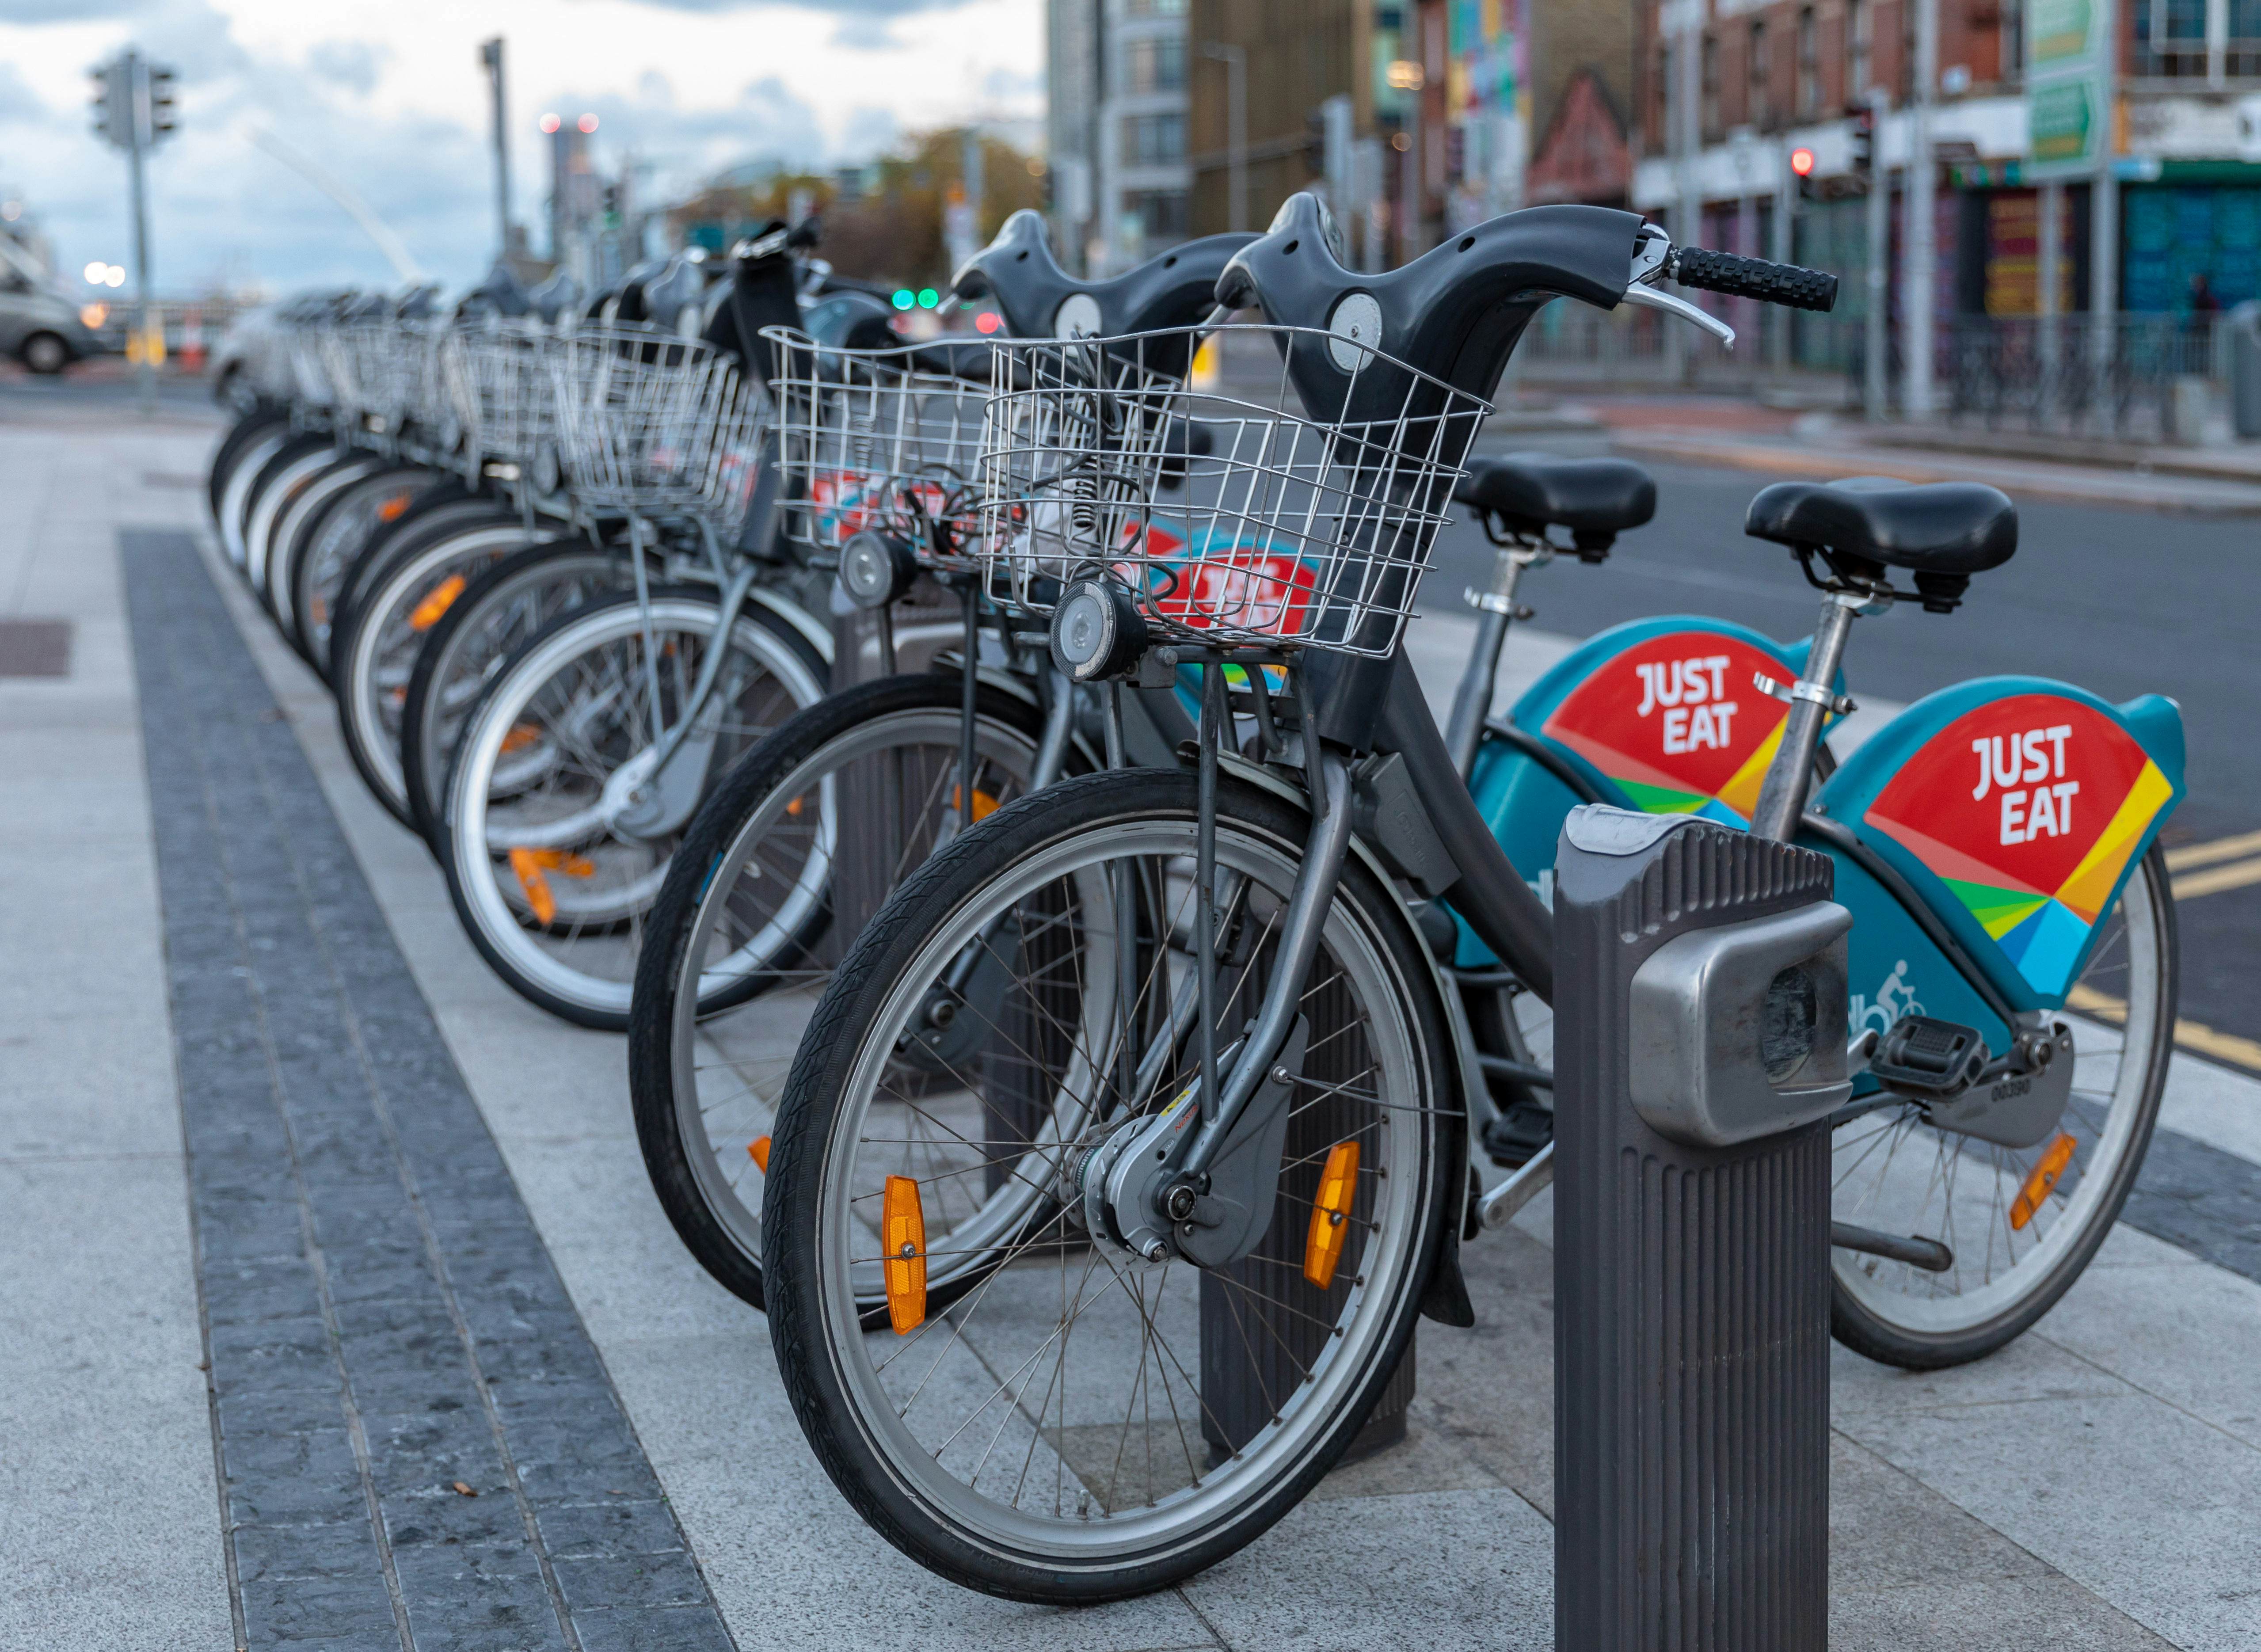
1790,147,1816,177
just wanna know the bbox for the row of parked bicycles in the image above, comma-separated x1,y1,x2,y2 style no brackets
204,197,2185,1603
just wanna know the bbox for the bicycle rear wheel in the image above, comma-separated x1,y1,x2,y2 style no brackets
764,766,1449,1602
631,673,1076,1311
1829,846,2176,1368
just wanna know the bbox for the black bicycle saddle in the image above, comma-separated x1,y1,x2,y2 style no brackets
949,209,1257,343
1213,192,1643,430
527,269,580,325
1745,477,2016,611
1456,453,1656,552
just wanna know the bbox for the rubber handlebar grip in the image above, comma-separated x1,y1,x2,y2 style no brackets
1670,247,1838,313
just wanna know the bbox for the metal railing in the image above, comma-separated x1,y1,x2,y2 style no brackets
1941,313,2230,441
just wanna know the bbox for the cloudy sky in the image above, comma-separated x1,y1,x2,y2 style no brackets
0,0,1040,298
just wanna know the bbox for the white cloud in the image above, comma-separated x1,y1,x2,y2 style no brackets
0,0,1040,296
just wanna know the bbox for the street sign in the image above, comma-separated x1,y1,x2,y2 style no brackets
2025,0,2116,179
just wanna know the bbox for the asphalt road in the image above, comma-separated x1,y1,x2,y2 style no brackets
1429,451,2261,1053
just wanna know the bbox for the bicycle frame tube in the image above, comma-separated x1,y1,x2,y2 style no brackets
1751,590,1862,841
639,552,764,776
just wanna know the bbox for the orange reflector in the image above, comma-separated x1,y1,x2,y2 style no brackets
952,785,1001,823
1303,1140,1360,1289
784,794,803,818
500,722,541,755
2010,1132,2078,1231
882,1175,927,1334
408,574,467,632
377,494,410,522
507,847,595,927
747,1135,771,1172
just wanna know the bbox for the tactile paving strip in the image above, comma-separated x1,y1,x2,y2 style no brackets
124,529,733,1652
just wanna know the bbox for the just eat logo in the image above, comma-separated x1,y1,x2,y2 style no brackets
1633,655,1739,755
1971,725,2079,846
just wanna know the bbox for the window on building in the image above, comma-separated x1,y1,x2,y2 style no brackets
2002,0,2024,83
1901,0,1916,101
1847,0,1870,107
1124,112,1187,166
1123,0,1188,15
2135,0,2211,75
1701,32,1720,139
1123,189,1189,240
1123,36,1186,94
1797,8,1818,114
2231,0,2261,75
1750,19,1771,127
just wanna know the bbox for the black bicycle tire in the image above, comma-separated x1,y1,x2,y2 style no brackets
287,467,437,672
762,764,1452,1603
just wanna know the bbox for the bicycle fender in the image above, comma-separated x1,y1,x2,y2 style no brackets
1454,616,1825,969
1215,747,1482,1328
1814,678,2185,1014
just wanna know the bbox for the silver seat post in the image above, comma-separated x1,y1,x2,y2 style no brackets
1444,536,1549,780
1748,588,1874,841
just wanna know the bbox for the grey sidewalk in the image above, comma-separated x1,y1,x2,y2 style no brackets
8,415,2261,1650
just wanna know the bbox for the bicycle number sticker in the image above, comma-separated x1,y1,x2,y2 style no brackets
1862,693,2173,997
1539,630,1793,824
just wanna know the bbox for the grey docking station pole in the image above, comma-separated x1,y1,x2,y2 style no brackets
1552,806,1853,1651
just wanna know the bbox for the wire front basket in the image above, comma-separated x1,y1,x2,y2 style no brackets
457,321,557,474
976,325,1490,658
548,324,767,538
764,328,995,573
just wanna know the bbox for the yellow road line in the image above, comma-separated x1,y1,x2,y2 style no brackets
2067,985,2261,1074
2165,829,2261,872
2173,856,2261,902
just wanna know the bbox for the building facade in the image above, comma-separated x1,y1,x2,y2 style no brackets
1047,0,1195,273
1628,0,2261,341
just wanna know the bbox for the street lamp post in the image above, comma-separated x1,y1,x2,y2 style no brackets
1202,43,1248,234
91,49,175,418
1904,0,1939,419
1865,89,1892,421
480,39,512,266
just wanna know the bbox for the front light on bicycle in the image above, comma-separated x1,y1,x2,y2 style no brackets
838,528,919,611
1048,577,1147,682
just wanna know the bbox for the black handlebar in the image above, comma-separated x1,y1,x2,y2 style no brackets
1668,247,1837,313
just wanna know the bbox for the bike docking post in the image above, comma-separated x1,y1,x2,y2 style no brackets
1552,805,1852,1650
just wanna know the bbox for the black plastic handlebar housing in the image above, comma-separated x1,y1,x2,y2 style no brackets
1212,194,1644,423
949,209,1256,368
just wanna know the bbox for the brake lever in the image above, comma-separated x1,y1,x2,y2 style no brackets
1622,281,1736,348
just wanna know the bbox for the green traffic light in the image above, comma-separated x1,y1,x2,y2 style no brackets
891,289,914,310
917,288,939,309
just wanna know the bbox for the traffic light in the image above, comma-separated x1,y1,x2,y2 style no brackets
147,66,177,141
89,60,128,148
1791,145,1818,202
1849,109,1875,175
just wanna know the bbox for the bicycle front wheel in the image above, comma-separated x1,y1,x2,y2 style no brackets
1830,845,2177,1368
631,672,1077,1311
439,586,828,1028
764,766,1450,1602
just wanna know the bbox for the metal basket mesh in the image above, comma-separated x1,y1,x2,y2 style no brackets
284,319,336,411
457,322,557,470
975,325,1490,657
763,328,994,571
548,324,768,536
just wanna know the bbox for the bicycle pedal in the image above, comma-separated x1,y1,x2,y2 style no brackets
1481,1100,1554,1169
1868,1016,1988,1099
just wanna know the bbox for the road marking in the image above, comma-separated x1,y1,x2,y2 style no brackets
2069,984,2261,1074
2173,856,2261,902
2165,829,2261,872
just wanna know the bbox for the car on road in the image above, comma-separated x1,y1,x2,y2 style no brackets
0,253,108,375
